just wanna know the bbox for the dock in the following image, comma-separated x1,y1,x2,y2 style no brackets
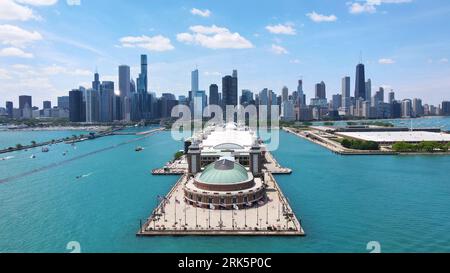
138,161,304,236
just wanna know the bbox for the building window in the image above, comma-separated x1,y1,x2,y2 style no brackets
244,196,248,203
220,198,225,204
198,196,202,202
232,197,237,204
208,198,213,204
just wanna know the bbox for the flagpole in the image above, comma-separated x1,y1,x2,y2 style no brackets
184,200,187,226
208,206,211,228
195,203,198,228
256,201,259,226
266,195,269,225
232,206,234,230
174,198,177,226
245,205,247,227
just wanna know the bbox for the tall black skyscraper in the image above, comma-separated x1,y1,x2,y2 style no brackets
69,89,84,122
92,72,100,91
355,63,366,100
209,84,219,105
222,72,238,107
19,95,32,109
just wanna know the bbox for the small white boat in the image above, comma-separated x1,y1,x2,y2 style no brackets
30,154,36,159
135,146,144,152
41,147,49,153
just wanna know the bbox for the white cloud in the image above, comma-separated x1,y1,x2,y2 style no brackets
0,24,43,47
176,25,253,49
66,0,80,5
348,0,412,14
0,0,36,21
0,0,59,21
265,23,296,35
0,47,33,58
119,35,174,52
306,11,338,23
16,0,58,5
378,58,395,64
290,59,301,64
270,44,288,55
439,58,448,63
190,8,211,17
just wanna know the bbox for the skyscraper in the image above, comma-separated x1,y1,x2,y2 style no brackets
85,89,99,123
69,89,84,122
341,76,351,108
43,101,51,109
19,95,32,110
119,65,131,99
58,96,70,110
241,89,253,106
315,81,326,99
209,84,219,106
92,71,100,91
119,65,130,120
191,69,199,93
365,79,371,102
297,80,306,106
137,54,148,94
442,101,450,116
99,81,115,122
388,91,395,104
355,63,366,100
282,86,289,102
5,101,13,118
222,72,238,107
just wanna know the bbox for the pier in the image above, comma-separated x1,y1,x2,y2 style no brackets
138,164,304,236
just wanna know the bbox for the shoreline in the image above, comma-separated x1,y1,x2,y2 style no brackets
0,126,111,132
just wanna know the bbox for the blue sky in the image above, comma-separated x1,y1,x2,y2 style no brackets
1,0,450,107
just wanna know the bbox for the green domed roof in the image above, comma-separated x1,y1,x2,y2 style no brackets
198,159,249,184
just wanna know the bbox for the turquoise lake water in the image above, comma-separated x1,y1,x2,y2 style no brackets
0,130,88,150
0,118,449,253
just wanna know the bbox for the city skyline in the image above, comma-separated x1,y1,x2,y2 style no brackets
1,0,450,107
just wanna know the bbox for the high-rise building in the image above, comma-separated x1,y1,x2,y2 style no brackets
355,63,366,100
412,98,423,117
241,89,253,106
58,96,70,110
137,54,148,94
119,65,131,120
99,81,115,122
281,100,295,121
222,72,238,107
401,99,412,118
43,101,51,109
297,80,306,106
282,86,289,102
191,69,199,93
92,72,100,91
209,84,219,106
332,94,342,110
85,89,99,123
341,76,351,107
119,65,131,99
69,89,84,122
442,101,450,116
388,91,395,104
315,81,326,99
6,101,13,118
19,95,32,110
365,79,371,102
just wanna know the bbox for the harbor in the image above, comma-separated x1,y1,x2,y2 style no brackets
138,123,304,236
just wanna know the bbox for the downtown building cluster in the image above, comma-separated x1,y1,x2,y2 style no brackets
1,56,450,122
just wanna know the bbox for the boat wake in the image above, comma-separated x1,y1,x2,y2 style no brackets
1,156,14,161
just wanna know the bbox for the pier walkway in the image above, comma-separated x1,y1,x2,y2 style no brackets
138,169,304,236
